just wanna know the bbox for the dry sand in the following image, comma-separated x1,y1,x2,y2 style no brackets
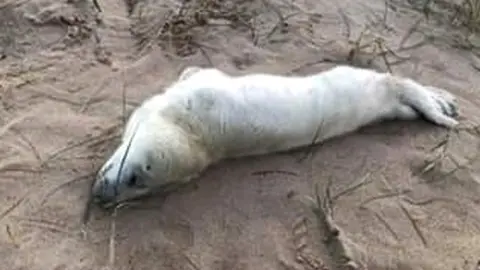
2,0,480,269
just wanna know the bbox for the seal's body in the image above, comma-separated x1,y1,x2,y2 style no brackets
92,65,459,206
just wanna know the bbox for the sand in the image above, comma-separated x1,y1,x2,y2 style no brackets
2,0,480,269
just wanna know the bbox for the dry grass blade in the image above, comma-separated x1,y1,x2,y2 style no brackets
460,0,480,32
398,18,423,50
131,0,259,57
402,196,460,207
383,0,390,24
309,181,366,269
182,253,202,270
260,0,311,44
5,224,20,248
0,161,43,173
338,8,351,40
41,173,95,206
43,125,121,164
114,121,141,198
92,0,102,12
416,131,453,177
378,43,393,73
331,172,373,202
251,170,298,176
27,86,83,106
121,71,127,126
107,203,130,269
108,210,117,269
263,11,300,41
371,209,399,241
0,0,27,9
297,117,325,163
10,128,43,164
260,0,286,39
398,202,428,247
379,175,428,247
398,38,430,52
0,111,35,139
358,189,411,209
82,166,102,225
0,191,31,222
79,73,116,113
335,8,426,73
289,57,338,74
15,217,78,236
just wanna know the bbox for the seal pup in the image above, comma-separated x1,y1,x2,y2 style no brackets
91,65,459,207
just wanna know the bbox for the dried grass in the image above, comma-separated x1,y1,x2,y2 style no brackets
130,0,260,56
456,0,480,33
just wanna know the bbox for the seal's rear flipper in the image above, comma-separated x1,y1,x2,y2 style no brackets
390,76,459,128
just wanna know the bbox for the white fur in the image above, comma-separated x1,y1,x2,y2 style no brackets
92,65,459,205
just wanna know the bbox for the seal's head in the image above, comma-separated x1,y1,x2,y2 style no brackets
91,114,211,208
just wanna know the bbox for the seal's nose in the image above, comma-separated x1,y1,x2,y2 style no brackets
91,176,117,204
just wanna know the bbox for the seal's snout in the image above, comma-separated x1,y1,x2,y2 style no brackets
91,175,117,205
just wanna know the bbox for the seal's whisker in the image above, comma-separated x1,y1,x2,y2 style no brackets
115,122,141,197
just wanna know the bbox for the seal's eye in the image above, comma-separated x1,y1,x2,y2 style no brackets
127,174,138,187
145,165,151,171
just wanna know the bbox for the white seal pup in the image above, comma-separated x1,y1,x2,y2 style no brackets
91,65,459,206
